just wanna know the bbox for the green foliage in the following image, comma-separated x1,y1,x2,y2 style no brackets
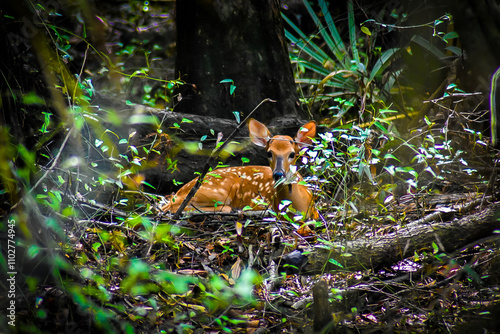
3,1,494,332
1,3,261,332
283,0,462,127
283,0,403,118
282,2,488,240
306,93,478,226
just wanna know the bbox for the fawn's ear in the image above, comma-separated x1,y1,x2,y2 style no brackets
295,121,316,148
248,118,272,147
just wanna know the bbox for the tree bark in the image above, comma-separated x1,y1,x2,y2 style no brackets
175,0,306,123
304,202,500,273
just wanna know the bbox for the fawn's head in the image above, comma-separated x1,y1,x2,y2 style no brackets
248,119,316,181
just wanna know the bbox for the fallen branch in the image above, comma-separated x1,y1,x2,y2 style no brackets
304,201,500,273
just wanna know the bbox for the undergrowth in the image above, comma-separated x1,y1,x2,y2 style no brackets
0,1,497,333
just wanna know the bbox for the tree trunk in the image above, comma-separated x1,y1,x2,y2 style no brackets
304,202,500,273
175,0,306,123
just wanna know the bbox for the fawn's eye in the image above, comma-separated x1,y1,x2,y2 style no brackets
289,152,296,159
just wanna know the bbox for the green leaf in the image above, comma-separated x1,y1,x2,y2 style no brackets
104,129,119,139
424,166,437,177
442,31,458,42
373,121,388,133
233,111,241,123
317,0,347,63
383,153,400,162
181,118,193,123
128,115,158,125
282,16,329,64
347,0,360,68
384,165,396,176
130,69,148,78
143,84,152,93
118,170,132,178
379,109,398,114
432,242,439,254
411,35,446,62
141,181,156,189
361,26,371,36
328,258,344,268
289,55,330,77
396,166,415,174
445,46,462,56
369,48,399,83
22,91,45,105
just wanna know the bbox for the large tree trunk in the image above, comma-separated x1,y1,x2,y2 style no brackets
175,0,306,123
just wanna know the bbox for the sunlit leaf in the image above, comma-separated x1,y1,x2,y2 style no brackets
128,115,158,125
443,31,458,42
141,180,156,189
22,91,44,105
328,258,344,268
233,111,241,123
361,26,371,36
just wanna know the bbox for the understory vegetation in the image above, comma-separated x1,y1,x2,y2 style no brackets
1,1,499,333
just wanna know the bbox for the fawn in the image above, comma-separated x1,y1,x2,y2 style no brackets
161,118,318,220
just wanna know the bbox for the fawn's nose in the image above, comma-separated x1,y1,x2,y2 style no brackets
273,171,284,181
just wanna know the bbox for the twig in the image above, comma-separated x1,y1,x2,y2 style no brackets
12,128,74,210
423,92,482,104
27,126,74,197
172,98,276,219
365,14,451,30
